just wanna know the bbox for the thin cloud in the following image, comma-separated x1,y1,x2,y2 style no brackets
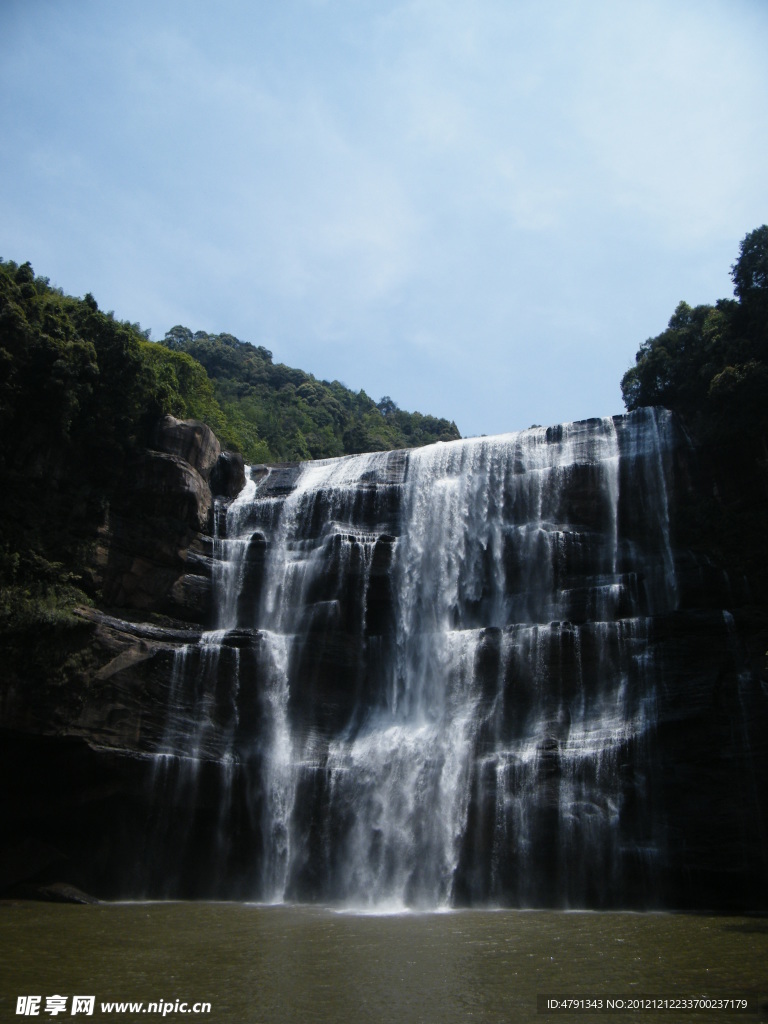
0,0,766,436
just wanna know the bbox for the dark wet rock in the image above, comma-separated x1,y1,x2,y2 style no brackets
154,415,221,481
210,451,246,498
9,882,100,904
128,450,212,531
91,440,217,622
1,412,767,908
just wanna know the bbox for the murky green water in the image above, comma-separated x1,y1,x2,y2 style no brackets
1,903,766,1023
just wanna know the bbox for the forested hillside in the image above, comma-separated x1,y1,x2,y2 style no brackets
621,226,768,591
158,327,459,462
1,260,171,637
621,225,768,441
2,226,764,644
0,258,458,642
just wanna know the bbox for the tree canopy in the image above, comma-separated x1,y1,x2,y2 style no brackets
0,256,460,641
620,227,768,595
157,328,460,462
621,226,768,439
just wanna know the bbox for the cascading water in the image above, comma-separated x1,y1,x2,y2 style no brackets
144,408,683,908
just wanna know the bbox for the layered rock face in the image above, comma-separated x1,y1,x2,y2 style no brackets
2,409,767,909
88,415,244,622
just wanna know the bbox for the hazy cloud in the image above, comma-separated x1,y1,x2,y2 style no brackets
1,0,766,434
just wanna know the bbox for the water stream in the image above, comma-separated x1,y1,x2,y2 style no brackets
143,409,690,907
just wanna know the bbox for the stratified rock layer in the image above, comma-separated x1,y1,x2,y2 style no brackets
1,409,767,909
154,415,221,480
87,417,224,622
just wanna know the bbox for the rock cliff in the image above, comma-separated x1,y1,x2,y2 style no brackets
85,415,244,623
1,411,767,909
0,416,244,899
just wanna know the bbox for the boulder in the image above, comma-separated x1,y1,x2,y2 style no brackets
153,415,221,481
10,882,100,904
210,451,246,498
129,450,213,532
92,451,214,618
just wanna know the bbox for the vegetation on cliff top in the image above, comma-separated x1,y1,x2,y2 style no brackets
621,226,768,594
0,257,458,638
621,225,768,441
158,327,459,462
1,227,765,639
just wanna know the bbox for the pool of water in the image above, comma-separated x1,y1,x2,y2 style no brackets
1,903,766,1023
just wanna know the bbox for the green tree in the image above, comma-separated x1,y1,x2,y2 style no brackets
621,226,768,440
730,225,768,352
158,328,460,460
732,225,768,306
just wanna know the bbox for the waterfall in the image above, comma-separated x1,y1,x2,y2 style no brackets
145,408,682,908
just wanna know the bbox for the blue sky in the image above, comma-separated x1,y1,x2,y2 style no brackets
1,0,766,437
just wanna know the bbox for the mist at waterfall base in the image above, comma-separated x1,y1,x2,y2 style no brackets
130,406,765,912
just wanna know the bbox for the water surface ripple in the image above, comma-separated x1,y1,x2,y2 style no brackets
2,903,767,1023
